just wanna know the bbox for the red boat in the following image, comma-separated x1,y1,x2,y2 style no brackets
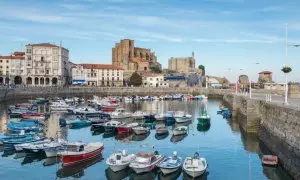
262,155,278,166
58,142,104,166
101,104,119,112
116,123,139,134
21,113,45,120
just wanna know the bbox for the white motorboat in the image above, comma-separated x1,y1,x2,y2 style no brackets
102,121,123,132
173,126,188,136
129,151,164,174
157,151,182,175
106,150,136,172
124,97,133,102
132,126,150,135
155,125,168,135
73,107,102,116
50,101,71,111
174,111,192,123
183,152,207,178
154,113,165,121
14,139,52,151
132,111,149,120
111,108,132,119
23,141,65,155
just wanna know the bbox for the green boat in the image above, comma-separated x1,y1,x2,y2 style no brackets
197,123,211,132
9,113,22,118
35,98,49,104
197,109,210,125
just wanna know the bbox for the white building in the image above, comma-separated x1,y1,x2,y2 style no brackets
0,52,25,85
143,74,169,87
25,43,70,86
264,83,285,91
72,64,124,86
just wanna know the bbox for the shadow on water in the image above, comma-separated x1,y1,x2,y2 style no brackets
43,157,60,167
2,148,16,157
129,169,158,180
197,123,211,133
103,131,117,139
157,169,182,180
56,154,103,178
170,134,188,144
155,131,169,140
182,171,209,180
131,132,150,141
21,154,46,166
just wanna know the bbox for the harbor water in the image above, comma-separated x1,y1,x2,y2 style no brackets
0,99,294,180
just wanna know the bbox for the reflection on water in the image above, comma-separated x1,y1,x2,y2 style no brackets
183,171,209,180
56,155,103,178
0,99,295,179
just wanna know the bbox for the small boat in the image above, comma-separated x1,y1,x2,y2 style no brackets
132,111,149,120
154,114,165,121
173,126,188,136
144,114,156,123
73,107,102,116
170,134,187,143
0,130,29,145
157,151,182,175
198,108,210,125
164,112,175,123
3,136,45,147
58,142,104,166
44,140,69,158
14,138,51,151
50,101,72,111
129,151,164,174
106,150,136,172
132,126,150,135
7,121,40,132
89,117,110,124
262,155,278,166
69,119,91,128
116,123,139,134
100,102,119,112
183,152,207,178
174,111,192,123
103,121,123,132
23,141,64,155
20,113,46,121
155,125,168,135
111,108,132,119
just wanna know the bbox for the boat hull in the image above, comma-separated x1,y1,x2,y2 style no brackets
116,127,132,133
175,117,191,123
160,167,179,175
131,165,157,174
109,164,128,172
173,130,187,136
133,129,148,135
61,146,104,166
184,169,205,178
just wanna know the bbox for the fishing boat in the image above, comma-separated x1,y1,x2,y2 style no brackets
155,125,168,135
111,108,132,119
99,101,119,112
102,121,123,132
50,101,72,111
132,126,150,135
154,113,165,121
3,136,45,147
197,109,210,125
262,155,278,166
116,123,139,134
73,107,102,116
89,116,110,124
157,151,182,175
106,150,136,172
58,142,104,166
129,151,164,174
44,140,70,158
14,138,51,151
69,119,91,128
23,141,65,155
173,126,188,136
183,152,207,178
132,111,148,120
20,113,46,121
164,111,175,123
174,111,192,123
7,121,40,132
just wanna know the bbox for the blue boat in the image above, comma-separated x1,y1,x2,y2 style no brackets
7,121,40,132
144,114,156,123
164,111,175,123
69,119,91,129
0,131,32,145
3,136,45,147
157,151,183,175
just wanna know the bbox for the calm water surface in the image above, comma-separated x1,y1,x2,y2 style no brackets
0,99,293,180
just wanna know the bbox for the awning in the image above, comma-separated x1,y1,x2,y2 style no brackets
72,80,85,83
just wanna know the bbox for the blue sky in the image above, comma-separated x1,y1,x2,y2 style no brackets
0,0,300,82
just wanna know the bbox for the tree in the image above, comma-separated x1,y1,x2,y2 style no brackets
198,65,205,70
129,72,142,86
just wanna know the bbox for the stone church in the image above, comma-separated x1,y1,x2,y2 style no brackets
112,39,161,72
168,52,196,73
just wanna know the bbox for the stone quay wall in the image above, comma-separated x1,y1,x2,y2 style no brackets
289,84,300,99
223,94,300,179
0,87,231,103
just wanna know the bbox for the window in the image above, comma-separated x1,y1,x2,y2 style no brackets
112,77,114,81
6,60,9,63
46,70,49,74
0,66,2,68
6,66,9,69
156,78,159,81
117,77,119,81
150,78,152,80
102,77,104,80
0,71,2,75
27,64,31,66
41,57,44,61
0,60,2,63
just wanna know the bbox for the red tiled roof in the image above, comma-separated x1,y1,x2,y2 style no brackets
13,52,25,56
80,64,124,70
0,56,25,60
259,71,272,74
27,43,59,47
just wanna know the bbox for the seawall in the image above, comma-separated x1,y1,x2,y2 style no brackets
223,94,300,179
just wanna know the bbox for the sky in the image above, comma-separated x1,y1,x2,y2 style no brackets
0,0,300,83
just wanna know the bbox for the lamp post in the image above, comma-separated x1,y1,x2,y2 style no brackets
284,24,288,105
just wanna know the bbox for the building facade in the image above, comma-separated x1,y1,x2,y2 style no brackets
0,52,25,85
258,71,273,83
142,74,168,87
25,43,70,86
72,64,124,86
112,39,161,72
168,52,196,73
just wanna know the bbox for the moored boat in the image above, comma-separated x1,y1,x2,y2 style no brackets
129,151,164,174
111,108,132,119
155,125,168,135
20,113,46,121
173,126,188,136
116,123,139,134
157,151,182,175
14,138,51,151
262,155,278,166
132,126,150,135
183,152,207,178
69,119,91,129
174,111,192,123
154,113,165,121
58,142,104,166
106,150,136,172
132,111,149,120
103,121,123,132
